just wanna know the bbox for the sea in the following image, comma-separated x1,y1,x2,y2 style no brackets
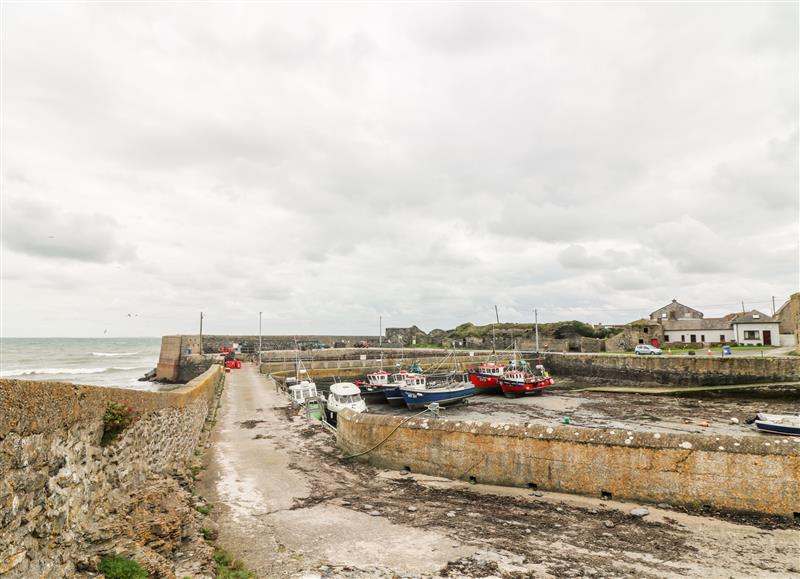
0,337,162,390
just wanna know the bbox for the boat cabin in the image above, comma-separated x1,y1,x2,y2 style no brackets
289,380,318,405
477,363,505,376
327,382,367,414
402,373,427,388
367,370,390,386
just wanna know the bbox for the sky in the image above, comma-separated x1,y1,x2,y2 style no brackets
1,2,798,337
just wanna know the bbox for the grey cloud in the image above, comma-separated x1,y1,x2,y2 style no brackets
2,2,797,336
4,198,136,264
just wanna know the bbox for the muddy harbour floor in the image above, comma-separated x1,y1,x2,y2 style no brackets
196,364,800,579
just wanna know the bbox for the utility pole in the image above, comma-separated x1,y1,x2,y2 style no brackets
534,308,539,353
199,312,204,354
258,311,263,366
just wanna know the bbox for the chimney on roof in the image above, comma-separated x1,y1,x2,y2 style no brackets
672,299,677,303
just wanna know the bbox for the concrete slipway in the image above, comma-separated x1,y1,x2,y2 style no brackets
197,365,799,578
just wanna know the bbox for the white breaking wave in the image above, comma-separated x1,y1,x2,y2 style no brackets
0,366,140,377
91,351,139,357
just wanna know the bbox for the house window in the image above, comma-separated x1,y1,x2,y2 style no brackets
664,335,670,342
690,335,697,343
681,335,685,342
643,327,648,334
720,335,725,343
744,330,760,340
701,335,705,342
638,338,644,344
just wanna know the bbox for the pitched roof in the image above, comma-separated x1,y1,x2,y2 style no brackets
661,318,732,331
729,310,777,324
649,299,704,320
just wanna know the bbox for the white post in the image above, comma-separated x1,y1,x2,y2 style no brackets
534,308,539,353
258,311,262,366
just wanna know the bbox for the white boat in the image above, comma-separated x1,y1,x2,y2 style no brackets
288,380,319,405
753,413,800,436
325,382,367,423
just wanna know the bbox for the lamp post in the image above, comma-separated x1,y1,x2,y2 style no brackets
258,311,263,366
534,308,539,353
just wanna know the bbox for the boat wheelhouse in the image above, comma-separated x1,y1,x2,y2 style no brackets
382,371,418,406
498,364,554,398
288,380,323,420
467,362,505,391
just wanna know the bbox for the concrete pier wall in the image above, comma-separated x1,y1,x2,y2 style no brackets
543,353,800,385
337,410,800,517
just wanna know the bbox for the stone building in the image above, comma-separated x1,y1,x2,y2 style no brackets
608,299,785,350
776,293,800,349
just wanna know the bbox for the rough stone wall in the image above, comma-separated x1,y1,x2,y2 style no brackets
776,292,800,351
542,353,800,385
0,366,222,577
337,410,800,516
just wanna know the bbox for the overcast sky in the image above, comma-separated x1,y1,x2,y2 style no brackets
2,2,798,337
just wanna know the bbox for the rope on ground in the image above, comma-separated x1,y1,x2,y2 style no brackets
341,408,433,460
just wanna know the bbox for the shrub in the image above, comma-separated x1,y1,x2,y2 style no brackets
101,403,137,446
98,555,148,579
214,547,255,579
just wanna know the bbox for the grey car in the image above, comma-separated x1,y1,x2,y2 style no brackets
634,344,663,355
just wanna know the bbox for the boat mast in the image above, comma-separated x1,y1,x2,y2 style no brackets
492,304,500,355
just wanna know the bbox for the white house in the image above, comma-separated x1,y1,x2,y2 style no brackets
729,310,781,346
646,300,781,346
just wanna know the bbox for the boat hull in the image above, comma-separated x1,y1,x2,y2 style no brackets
499,377,554,397
755,421,800,436
359,388,388,404
383,386,406,407
401,385,476,409
467,371,502,392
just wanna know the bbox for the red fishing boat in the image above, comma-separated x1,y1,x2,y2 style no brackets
499,363,554,398
467,362,505,392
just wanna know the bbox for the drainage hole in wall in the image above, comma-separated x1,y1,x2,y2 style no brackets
469,476,477,485
403,466,411,473
601,491,612,500
527,483,538,490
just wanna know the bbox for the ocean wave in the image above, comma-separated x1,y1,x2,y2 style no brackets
0,367,141,377
91,351,139,357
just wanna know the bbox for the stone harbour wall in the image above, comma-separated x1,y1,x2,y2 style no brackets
543,353,800,385
337,410,800,517
0,365,223,578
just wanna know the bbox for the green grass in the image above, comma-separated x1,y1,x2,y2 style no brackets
98,555,148,579
214,547,255,579
195,504,212,515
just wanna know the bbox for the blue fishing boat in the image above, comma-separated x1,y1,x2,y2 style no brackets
382,371,415,406
753,413,800,436
400,374,476,409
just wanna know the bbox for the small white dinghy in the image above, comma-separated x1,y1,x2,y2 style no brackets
753,413,800,436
